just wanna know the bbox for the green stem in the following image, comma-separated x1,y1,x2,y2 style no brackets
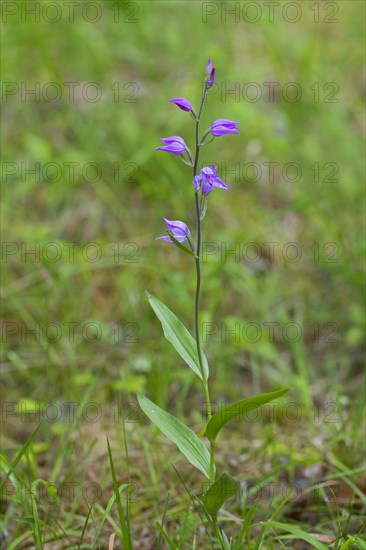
192,83,217,492
192,84,211,421
209,441,216,484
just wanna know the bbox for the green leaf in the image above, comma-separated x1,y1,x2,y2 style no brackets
220,528,231,550
155,522,176,550
106,437,133,549
200,197,208,221
31,479,61,506
0,423,41,495
168,232,197,258
206,389,288,443
147,293,209,381
137,394,211,479
260,521,328,549
202,472,239,516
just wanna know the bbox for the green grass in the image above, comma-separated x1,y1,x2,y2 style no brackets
1,0,365,547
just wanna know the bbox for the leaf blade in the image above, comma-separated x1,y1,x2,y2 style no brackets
147,293,209,381
138,394,211,479
106,437,133,549
202,472,240,516
259,521,329,550
168,232,197,258
206,389,288,443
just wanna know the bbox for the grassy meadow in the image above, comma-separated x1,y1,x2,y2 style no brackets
1,1,365,548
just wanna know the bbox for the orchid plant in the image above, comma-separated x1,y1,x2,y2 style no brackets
138,59,287,548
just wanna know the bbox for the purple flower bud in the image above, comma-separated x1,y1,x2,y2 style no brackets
206,58,213,74
205,58,215,89
207,67,215,89
194,164,230,196
210,119,240,137
169,97,193,112
156,218,191,244
156,136,187,155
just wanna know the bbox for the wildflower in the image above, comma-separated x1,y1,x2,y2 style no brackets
169,97,193,112
194,165,230,196
156,136,187,155
206,58,215,89
156,218,191,244
210,119,239,137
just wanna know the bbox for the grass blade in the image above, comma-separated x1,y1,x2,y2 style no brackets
106,437,133,549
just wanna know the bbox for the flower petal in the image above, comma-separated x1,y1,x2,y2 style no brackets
193,175,201,191
169,97,193,112
213,176,230,191
156,236,173,243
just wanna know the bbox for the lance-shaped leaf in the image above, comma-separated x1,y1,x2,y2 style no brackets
168,232,197,258
206,389,288,444
147,292,209,381
138,394,211,479
202,472,240,516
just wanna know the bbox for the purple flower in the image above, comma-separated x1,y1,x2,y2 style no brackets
194,165,230,196
206,58,215,89
169,97,193,112
210,119,239,137
156,136,187,155
156,218,191,244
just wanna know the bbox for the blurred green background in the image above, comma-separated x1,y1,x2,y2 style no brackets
1,0,365,547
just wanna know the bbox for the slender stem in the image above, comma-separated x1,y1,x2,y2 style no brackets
191,82,217,496
194,199,212,420
192,84,212,422
193,85,208,176
209,441,215,484
188,79,221,547
193,81,218,543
